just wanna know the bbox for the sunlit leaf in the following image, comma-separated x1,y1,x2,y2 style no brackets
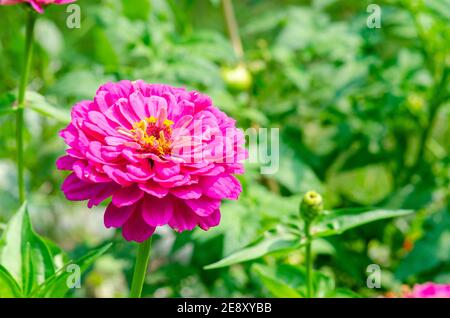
0,92,16,117
0,265,22,298
204,231,303,269
33,243,112,298
253,264,303,298
313,208,414,237
26,91,70,124
0,203,55,296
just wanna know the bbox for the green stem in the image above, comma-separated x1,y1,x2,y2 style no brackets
221,0,244,60
16,10,36,204
305,221,313,298
129,238,152,298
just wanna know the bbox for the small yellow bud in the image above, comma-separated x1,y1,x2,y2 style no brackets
300,191,323,223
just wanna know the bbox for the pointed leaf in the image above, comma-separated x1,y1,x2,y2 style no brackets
27,91,70,124
204,232,303,269
0,92,16,117
313,208,414,238
0,265,22,298
34,243,112,298
253,264,303,298
0,203,55,295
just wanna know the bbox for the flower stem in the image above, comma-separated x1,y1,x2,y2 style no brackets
305,221,313,298
129,238,152,298
16,10,36,204
221,0,244,60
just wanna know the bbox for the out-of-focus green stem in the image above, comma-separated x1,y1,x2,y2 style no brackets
221,0,244,60
16,10,36,204
129,238,152,298
305,221,313,298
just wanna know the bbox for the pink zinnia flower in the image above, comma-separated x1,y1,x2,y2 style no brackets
57,81,246,242
0,0,75,13
404,283,450,298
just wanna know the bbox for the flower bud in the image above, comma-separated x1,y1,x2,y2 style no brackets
221,64,253,91
300,191,323,223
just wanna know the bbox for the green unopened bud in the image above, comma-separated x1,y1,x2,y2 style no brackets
300,191,323,223
221,64,253,91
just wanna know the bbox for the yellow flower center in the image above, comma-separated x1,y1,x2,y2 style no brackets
129,116,174,156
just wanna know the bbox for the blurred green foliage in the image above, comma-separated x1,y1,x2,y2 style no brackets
0,0,449,297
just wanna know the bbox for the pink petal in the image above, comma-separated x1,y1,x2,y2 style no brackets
171,185,202,200
185,196,220,217
198,209,221,231
112,185,144,207
56,155,77,170
129,91,149,119
141,195,173,226
154,161,180,179
138,181,169,198
122,209,156,242
104,202,136,228
168,201,198,232
201,175,242,200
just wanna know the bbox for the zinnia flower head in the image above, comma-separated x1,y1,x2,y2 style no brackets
0,0,75,13
404,283,450,298
57,81,246,242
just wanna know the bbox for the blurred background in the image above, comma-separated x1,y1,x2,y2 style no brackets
0,0,449,297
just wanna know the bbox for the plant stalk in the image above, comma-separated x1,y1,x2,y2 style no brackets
305,221,313,298
16,10,36,204
221,0,244,60
129,238,152,298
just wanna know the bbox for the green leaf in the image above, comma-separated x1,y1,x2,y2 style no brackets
313,208,414,238
253,264,336,298
327,288,361,298
26,92,70,124
34,243,112,298
121,0,151,20
0,92,16,117
253,264,303,298
0,265,22,298
204,231,303,269
0,203,55,296
395,209,450,280
329,164,393,205
424,0,450,22
275,140,323,194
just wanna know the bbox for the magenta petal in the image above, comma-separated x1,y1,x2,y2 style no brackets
138,182,169,198
185,197,220,217
202,175,242,200
104,202,135,228
129,91,148,119
87,183,119,208
112,185,144,207
198,209,221,231
154,161,181,179
56,155,77,170
142,195,173,227
168,201,198,232
171,185,202,200
103,165,133,186
29,0,44,13
122,210,156,242
61,173,95,201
